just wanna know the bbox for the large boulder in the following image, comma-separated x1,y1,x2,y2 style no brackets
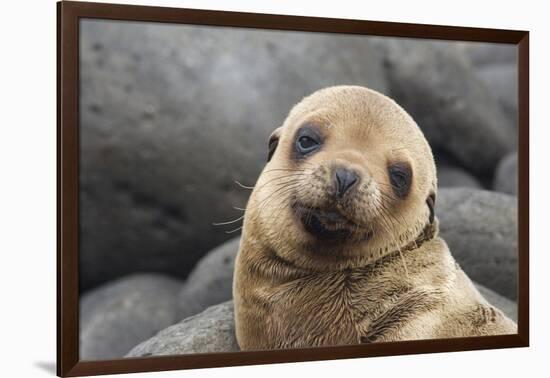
79,19,388,291
80,274,182,360
374,38,516,177
437,188,517,300
126,301,239,357
493,152,518,195
178,237,240,320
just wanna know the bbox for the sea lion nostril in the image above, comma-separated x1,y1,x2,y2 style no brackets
334,167,359,197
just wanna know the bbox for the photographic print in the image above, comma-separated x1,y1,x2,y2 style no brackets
57,1,528,376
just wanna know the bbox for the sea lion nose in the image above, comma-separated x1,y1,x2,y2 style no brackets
334,167,359,197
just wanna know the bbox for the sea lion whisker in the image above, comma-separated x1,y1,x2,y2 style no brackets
397,246,410,278
225,226,243,234
257,186,300,212
235,180,255,189
252,183,303,214
212,215,245,226
262,168,310,174
382,201,410,230
375,207,410,278
380,213,410,278
378,202,410,235
264,175,310,188
254,173,310,192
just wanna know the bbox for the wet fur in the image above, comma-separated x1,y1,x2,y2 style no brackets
233,86,517,350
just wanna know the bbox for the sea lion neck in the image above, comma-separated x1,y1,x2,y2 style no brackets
351,219,440,270
248,219,440,277
398,219,439,255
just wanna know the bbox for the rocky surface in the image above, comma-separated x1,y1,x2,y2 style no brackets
457,43,518,127
127,282,516,357
79,19,388,291
373,38,516,177
493,152,518,195
127,301,239,357
80,274,182,360
178,237,240,320
437,188,517,300
475,64,518,125
456,42,517,68
437,164,482,189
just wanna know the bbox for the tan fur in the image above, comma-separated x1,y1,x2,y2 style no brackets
233,86,517,350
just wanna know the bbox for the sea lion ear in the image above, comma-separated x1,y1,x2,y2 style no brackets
267,127,283,162
426,192,436,224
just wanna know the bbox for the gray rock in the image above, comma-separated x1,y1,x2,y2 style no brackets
475,64,518,125
437,164,482,189
79,19,388,291
457,42,517,68
126,301,239,357
374,38,516,176
80,274,182,360
493,152,518,195
474,283,517,322
178,237,240,319
437,188,517,300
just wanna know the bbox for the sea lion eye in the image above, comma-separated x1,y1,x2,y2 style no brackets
297,136,318,151
295,126,322,156
388,162,412,199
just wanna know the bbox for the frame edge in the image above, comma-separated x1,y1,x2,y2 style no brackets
56,1,530,376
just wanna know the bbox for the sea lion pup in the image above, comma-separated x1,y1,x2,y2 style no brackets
233,86,517,350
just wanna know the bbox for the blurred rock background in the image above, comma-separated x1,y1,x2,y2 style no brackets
79,20,519,360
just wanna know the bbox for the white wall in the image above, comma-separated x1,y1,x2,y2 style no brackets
1,0,546,377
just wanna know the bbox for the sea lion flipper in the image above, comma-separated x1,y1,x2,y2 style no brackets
360,288,441,343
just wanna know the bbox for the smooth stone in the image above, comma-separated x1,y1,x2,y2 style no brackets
475,63,518,125
457,42,517,67
126,301,239,357
178,237,240,320
437,164,482,189
493,152,518,195
80,274,182,360
437,188,517,300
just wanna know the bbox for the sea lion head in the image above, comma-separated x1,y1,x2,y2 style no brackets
245,86,437,271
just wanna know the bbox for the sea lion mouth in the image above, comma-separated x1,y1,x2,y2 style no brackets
293,203,357,240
